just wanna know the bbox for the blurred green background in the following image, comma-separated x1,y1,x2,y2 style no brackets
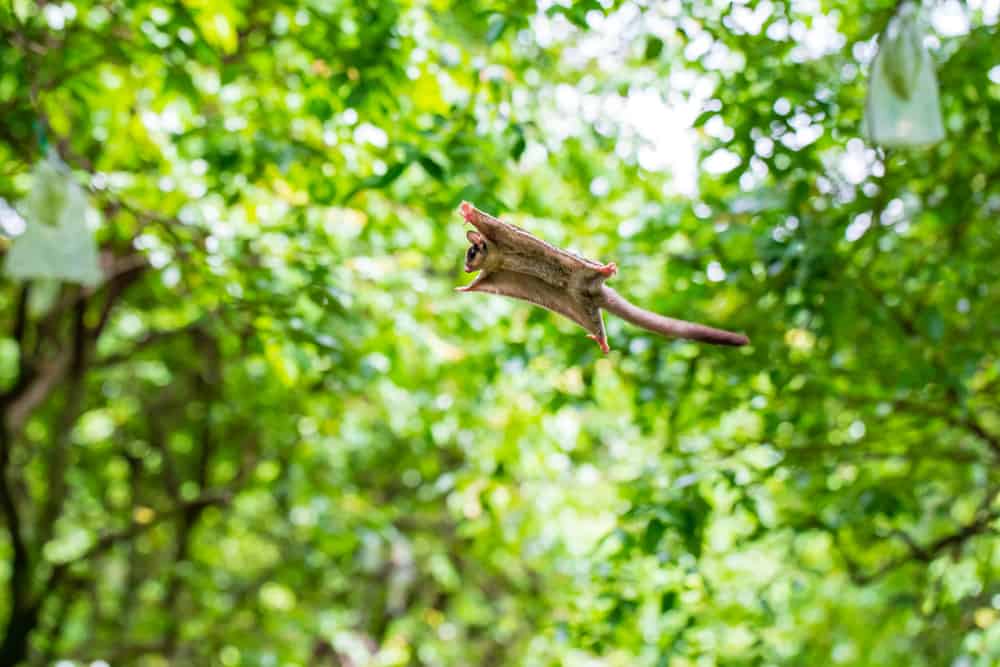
1,0,999,665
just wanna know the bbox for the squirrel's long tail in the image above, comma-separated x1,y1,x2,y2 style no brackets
600,287,749,347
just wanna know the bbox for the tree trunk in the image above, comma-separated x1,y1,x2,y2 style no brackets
1,606,39,666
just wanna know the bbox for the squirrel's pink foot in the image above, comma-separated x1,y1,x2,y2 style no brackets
460,201,475,222
588,334,610,354
597,262,617,277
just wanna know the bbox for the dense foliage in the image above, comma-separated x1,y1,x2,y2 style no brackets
1,0,998,665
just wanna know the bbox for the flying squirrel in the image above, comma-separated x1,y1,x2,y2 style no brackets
455,201,749,353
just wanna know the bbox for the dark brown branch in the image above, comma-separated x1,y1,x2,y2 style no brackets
160,331,221,655
958,415,1000,458
162,509,198,657
118,453,144,635
93,256,147,337
890,398,999,458
834,491,1000,585
31,254,147,332
0,284,33,408
95,325,199,367
46,490,233,592
0,426,30,617
851,512,999,585
780,443,984,465
7,31,48,56
37,298,89,546
222,19,270,66
4,258,148,434
0,417,35,663
100,252,149,285
41,54,111,92
36,572,88,665
147,409,181,500
4,352,70,434
68,640,171,664
843,393,1000,459
39,261,147,544
11,284,29,354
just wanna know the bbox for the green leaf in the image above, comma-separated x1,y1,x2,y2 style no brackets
342,161,411,202
163,66,199,100
308,179,337,204
693,110,715,128
922,308,945,341
370,161,409,189
641,518,667,553
307,97,333,122
418,155,445,180
644,36,664,61
511,135,526,161
548,1,602,29
510,123,526,161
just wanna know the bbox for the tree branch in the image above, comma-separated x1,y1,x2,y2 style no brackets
37,298,89,546
780,442,984,465
162,330,221,655
95,319,207,368
35,572,88,665
11,283,29,355
853,512,999,585
4,257,148,434
834,492,1000,585
45,490,233,592
67,641,171,664
4,352,70,434
843,393,1000,459
0,284,34,410
0,426,30,614
38,261,147,544
891,398,1000,458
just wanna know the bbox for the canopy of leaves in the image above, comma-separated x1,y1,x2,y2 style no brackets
0,1,998,666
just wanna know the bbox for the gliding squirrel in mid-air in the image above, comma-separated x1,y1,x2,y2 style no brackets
456,201,749,353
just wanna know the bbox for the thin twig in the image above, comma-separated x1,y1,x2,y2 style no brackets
45,490,234,592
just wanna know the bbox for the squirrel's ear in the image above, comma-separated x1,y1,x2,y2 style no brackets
466,230,484,245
